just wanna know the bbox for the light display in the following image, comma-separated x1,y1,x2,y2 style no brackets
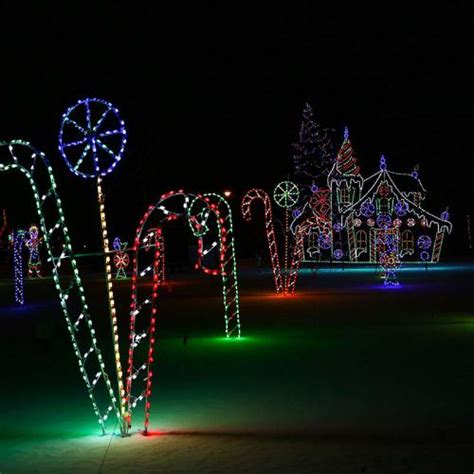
188,193,241,334
243,181,307,294
292,102,335,191
241,189,283,293
0,140,121,434
377,227,401,286
286,216,313,292
59,98,127,421
126,190,241,434
25,224,42,278
273,181,300,209
333,248,344,260
293,127,452,265
113,237,130,279
0,208,11,250
273,181,299,293
13,230,26,304
58,98,127,179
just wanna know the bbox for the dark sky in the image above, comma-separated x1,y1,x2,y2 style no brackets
1,2,473,253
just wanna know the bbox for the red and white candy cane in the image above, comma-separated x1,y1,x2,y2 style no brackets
188,193,241,338
125,191,187,434
126,191,242,434
241,188,284,293
285,218,316,294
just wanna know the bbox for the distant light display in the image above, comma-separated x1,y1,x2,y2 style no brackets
242,188,283,293
13,230,26,304
25,225,42,278
113,237,130,279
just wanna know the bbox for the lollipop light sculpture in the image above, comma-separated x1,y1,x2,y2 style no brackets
59,98,127,421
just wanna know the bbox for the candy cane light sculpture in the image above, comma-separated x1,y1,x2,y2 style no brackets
0,140,121,434
241,188,283,293
125,191,241,434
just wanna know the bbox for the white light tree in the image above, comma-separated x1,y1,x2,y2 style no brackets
292,102,335,189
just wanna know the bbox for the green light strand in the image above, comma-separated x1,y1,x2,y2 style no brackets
187,193,241,338
0,140,121,434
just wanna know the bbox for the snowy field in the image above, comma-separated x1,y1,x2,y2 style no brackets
2,263,474,472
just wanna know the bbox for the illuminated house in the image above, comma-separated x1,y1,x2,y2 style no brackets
293,127,452,263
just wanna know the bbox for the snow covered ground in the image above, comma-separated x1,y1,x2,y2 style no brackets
2,264,474,472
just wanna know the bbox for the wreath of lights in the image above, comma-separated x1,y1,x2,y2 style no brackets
361,200,375,217
395,200,409,216
318,232,332,250
376,213,392,229
417,235,432,250
333,248,344,260
420,250,430,261
0,141,121,434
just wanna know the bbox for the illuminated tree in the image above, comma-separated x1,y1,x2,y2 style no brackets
292,102,335,188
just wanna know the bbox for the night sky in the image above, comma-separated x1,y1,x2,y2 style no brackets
0,3,473,255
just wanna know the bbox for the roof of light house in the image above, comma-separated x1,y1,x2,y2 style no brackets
342,155,452,233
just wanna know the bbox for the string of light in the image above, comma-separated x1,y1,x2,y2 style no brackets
13,229,26,304
241,189,283,293
0,140,121,434
126,190,241,434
